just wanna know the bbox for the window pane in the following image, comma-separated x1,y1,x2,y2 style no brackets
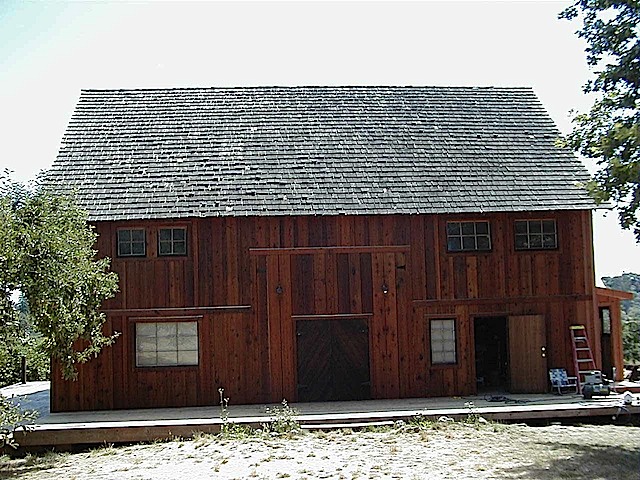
178,335,198,351
542,220,556,234
137,323,156,337
529,234,543,249
136,337,156,353
448,237,462,251
157,323,177,337
514,221,527,234
131,242,145,255
178,322,198,336
173,229,186,241
542,234,557,249
439,319,454,333
515,234,528,250
159,241,172,255
461,222,475,235
446,222,461,235
173,241,187,255
475,222,489,234
131,229,145,242
118,230,131,242
442,351,456,363
137,352,157,367
442,347,455,356
178,350,198,365
157,351,178,366
462,236,476,250
476,236,490,250
159,229,172,241
157,335,177,351
529,221,542,233
119,242,132,256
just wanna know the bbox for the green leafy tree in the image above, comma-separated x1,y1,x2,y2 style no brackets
560,1,640,240
0,170,119,380
1,171,118,445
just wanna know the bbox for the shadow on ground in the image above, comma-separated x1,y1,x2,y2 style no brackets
497,438,640,480
0,452,65,479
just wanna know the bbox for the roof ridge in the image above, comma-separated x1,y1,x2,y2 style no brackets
79,85,536,94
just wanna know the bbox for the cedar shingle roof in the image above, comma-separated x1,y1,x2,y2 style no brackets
47,86,595,221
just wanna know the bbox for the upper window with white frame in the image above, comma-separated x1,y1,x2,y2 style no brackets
135,321,199,367
117,229,146,257
446,221,491,252
514,219,557,250
430,318,457,365
158,228,187,256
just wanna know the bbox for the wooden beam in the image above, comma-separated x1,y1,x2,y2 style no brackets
249,245,410,256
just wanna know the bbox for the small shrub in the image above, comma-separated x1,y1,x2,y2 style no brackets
463,401,481,424
0,395,38,448
263,399,301,435
406,415,438,431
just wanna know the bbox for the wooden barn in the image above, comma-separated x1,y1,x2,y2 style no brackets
46,86,627,412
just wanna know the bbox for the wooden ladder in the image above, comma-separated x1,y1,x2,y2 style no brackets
569,325,597,392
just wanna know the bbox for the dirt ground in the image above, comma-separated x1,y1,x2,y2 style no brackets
1,422,639,480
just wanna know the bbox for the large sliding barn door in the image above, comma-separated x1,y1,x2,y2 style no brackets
508,315,548,393
296,319,370,402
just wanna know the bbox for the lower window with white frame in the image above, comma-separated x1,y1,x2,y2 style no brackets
135,321,199,367
430,318,457,365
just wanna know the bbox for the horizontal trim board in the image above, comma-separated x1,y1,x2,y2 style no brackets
104,306,252,315
292,313,374,321
249,245,411,255
412,294,592,307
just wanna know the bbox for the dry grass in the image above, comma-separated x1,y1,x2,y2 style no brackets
0,423,638,479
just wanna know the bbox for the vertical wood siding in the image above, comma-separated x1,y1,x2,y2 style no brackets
52,210,600,411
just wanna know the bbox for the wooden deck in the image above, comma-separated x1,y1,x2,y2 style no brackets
3,382,639,448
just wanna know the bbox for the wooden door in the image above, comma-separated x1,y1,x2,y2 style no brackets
508,315,548,393
296,318,371,402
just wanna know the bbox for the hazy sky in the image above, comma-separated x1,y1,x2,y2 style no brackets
0,0,638,281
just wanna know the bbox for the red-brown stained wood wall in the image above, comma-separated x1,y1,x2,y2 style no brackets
52,210,602,412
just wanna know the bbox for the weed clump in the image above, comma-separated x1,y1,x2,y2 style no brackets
263,399,301,436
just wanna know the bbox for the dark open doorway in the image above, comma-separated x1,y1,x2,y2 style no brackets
474,316,509,392
599,307,613,379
